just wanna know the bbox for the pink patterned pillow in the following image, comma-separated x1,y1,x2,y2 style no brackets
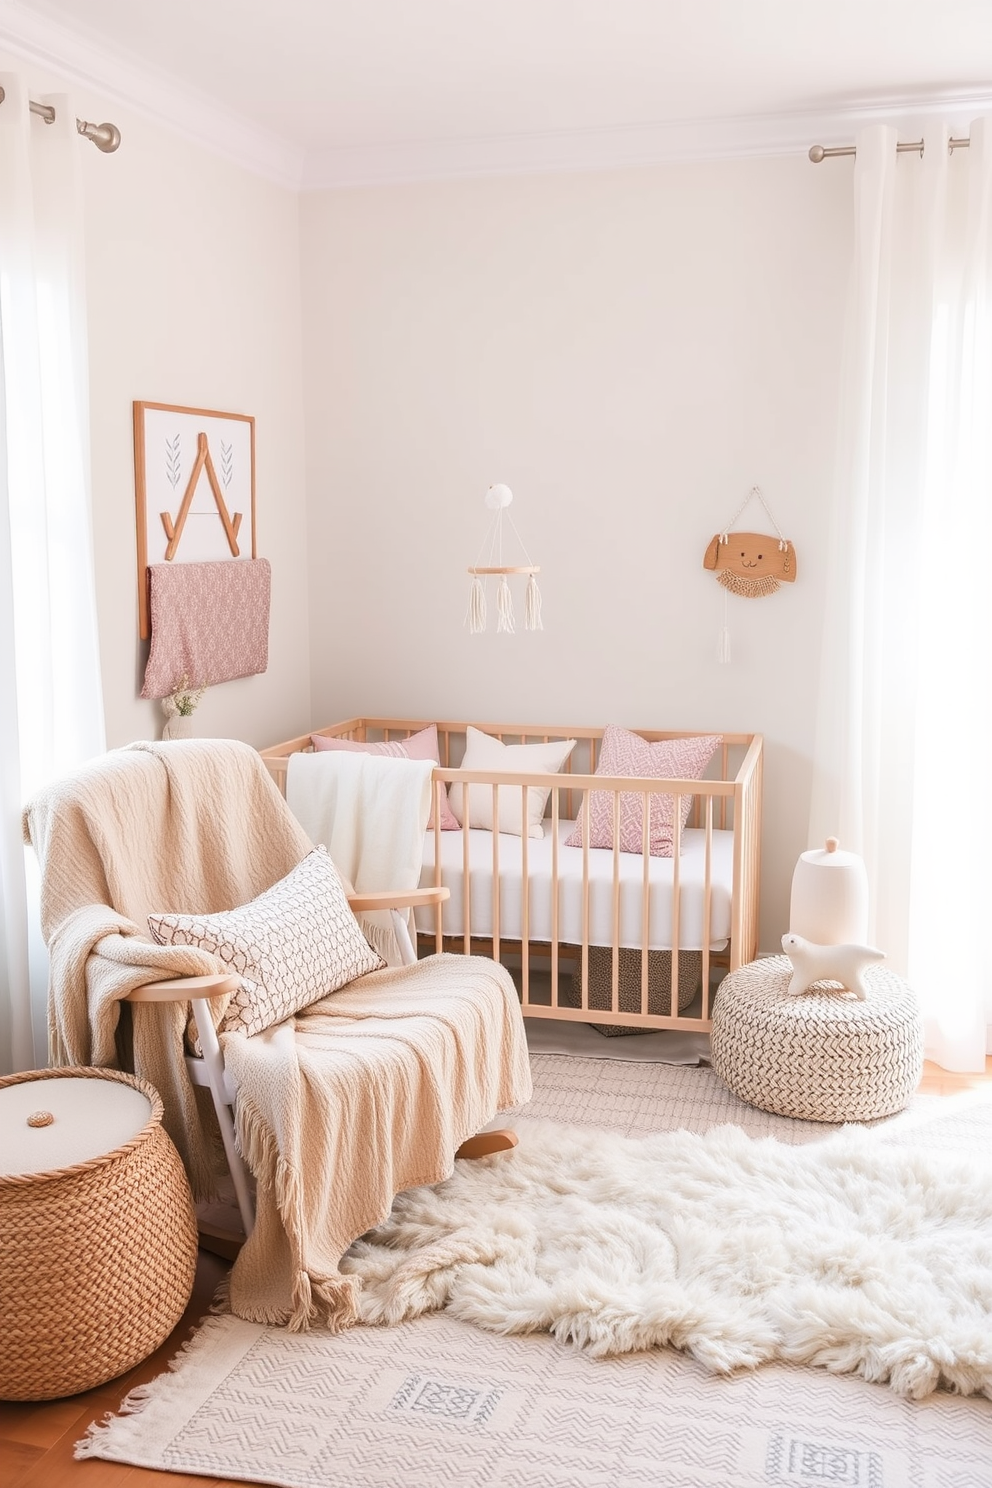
565,727,722,857
310,724,459,831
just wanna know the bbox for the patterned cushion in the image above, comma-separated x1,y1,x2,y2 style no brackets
447,726,576,839
148,848,384,1037
310,724,459,831
565,727,721,857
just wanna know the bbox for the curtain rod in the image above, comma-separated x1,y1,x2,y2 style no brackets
0,85,120,153
809,136,969,163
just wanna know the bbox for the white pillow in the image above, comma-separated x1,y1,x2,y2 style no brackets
148,847,384,1038
448,726,576,839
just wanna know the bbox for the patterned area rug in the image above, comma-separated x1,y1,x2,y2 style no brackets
79,1056,992,1488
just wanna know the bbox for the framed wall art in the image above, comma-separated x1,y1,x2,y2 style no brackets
133,401,256,638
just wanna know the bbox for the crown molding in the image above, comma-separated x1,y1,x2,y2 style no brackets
300,88,992,190
0,0,303,188
2,1,990,194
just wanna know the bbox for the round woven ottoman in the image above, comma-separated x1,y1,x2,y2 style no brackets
710,956,924,1122
0,1067,198,1400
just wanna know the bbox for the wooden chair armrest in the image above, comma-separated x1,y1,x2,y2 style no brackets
347,886,451,913
126,972,240,1004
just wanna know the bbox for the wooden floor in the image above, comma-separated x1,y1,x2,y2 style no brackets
3,1057,990,1488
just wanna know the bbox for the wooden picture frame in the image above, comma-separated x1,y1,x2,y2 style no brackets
134,402,256,639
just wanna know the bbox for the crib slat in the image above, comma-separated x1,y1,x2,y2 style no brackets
462,809,471,957
521,784,530,1006
491,783,500,964
581,789,591,1010
612,791,621,1017
550,786,560,1010
433,780,443,954
671,794,682,1015
701,792,713,1019
641,800,650,1016
731,770,746,971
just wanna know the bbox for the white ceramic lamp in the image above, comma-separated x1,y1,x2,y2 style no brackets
789,836,869,946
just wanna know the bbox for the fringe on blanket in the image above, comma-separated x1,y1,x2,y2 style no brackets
231,1092,362,1333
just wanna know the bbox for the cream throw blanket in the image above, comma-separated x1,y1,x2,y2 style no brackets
286,750,433,965
23,739,532,1330
23,740,311,1197
224,955,531,1329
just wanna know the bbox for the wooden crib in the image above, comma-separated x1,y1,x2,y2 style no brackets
261,719,763,1035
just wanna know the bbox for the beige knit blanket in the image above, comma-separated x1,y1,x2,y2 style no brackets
223,954,532,1330
23,739,532,1330
23,739,312,1198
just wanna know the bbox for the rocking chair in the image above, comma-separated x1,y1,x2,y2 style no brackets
24,739,528,1267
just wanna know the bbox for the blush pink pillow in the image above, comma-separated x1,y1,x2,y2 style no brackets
310,724,459,830
565,726,722,857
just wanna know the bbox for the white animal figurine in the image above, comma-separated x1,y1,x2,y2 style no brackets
781,932,885,1001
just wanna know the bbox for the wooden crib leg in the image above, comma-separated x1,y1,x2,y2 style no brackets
456,1128,519,1160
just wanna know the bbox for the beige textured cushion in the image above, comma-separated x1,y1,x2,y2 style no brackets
448,726,576,839
148,848,384,1037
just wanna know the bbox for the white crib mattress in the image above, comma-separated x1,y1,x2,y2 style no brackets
415,820,733,952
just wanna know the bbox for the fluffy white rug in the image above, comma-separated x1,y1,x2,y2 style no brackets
343,1119,992,1399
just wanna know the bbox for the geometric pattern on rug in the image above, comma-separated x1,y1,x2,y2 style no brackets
513,1055,907,1143
81,1310,992,1488
79,1055,992,1488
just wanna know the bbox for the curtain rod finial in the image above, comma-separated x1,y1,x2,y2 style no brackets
77,119,121,153
809,145,825,163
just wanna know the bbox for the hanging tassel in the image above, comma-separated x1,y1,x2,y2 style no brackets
496,575,515,633
467,575,487,634
717,588,731,663
524,573,543,631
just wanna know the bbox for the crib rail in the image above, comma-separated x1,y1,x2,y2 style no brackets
260,719,763,1034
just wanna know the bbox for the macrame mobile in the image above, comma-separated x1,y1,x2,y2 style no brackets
466,484,543,633
703,486,796,663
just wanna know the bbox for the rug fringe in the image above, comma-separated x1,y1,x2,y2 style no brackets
75,1414,124,1459
73,1313,235,1459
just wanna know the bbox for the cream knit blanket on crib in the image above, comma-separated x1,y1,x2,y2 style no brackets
286,749,433,967
23,739,531,1330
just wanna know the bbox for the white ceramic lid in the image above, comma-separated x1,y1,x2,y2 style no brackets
0,1076,152,1177
798,836,864,868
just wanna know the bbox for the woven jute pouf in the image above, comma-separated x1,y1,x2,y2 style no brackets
565,946,701,1035
0,1066,198,1401
710,956,924,1122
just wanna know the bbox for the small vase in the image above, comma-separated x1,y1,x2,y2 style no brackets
162,714,194,741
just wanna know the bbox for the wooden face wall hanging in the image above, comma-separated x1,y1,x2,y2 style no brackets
702,531,797,597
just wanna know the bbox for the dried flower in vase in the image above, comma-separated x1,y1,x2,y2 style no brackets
161,675,208,739
164,675,208,717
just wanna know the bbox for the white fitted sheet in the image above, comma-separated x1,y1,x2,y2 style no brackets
416,820,733,952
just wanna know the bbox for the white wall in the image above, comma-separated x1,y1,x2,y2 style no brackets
2,48,854,949
0,51,312,750
300,159,853,949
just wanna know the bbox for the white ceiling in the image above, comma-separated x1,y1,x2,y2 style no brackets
2,0,992,188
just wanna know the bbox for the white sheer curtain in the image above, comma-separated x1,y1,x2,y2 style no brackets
0,74,105,1073
811,118,992,1072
